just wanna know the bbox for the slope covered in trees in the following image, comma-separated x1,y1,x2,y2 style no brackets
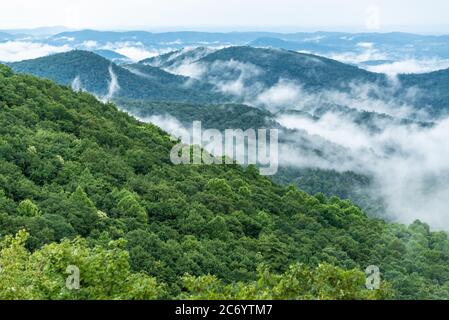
198,46,387,90
0,64,449,299
8,50,226,104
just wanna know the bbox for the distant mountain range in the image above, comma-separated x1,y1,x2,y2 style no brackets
197,46,384,89
37,30,449,61
141,47,215,69
8,50,226,104
3,28,449,86
0,31,20,41
92,50,131,64
8,45,449,119
3,28,449,64
37,30,449,54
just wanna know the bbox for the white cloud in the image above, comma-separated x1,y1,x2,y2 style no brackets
0,41,71,62
102,65,120,102
277,112,371,150
329,46,388,64
71,76,82,92
135,114,191,142
82,40,98,49
114,46,155,62
276,103,449,230
200,59,265,97
167,61,207,78
365,59,449,75
256,80,302,109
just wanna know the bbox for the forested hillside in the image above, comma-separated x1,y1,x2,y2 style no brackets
8,50,382,212
9,51,226,104
1,64,449,299
118,99,384,214
198,46,386,90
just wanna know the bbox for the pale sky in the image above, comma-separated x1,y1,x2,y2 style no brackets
1,0,449,33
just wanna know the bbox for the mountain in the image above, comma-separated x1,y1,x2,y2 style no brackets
146,45,449,116
399,68,449,116
2,63,449,299
8,50,226,104
140,47,216,69
250,37,335,53
38,30,449,66
48,30,282,47
92,49,131,64
9,43,449,115
197,46,385,90
0,31,17,41
257,31,449,59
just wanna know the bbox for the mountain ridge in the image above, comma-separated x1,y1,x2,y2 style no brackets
9,50,227,104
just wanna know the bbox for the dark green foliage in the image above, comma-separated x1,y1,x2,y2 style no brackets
118,99,279,131
274,167,386,217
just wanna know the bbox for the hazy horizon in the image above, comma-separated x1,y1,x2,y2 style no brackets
2,0,449,34
4,25,449,37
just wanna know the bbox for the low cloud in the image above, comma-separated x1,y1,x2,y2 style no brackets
168,54,418,118
277,105,449,230
253,78,417,119
0,41,71,62
81,40,98,49
326,42,449,75
168,61,207,79
114,46,155,62
157,53,449,229
101,66,120,102
256,80,303,110
329,43,388,65
365,59,449,75
71,76,83,92
169,58,265,98
136,114,191,142
100,41,168,62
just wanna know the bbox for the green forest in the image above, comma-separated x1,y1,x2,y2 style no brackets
1,64,449,300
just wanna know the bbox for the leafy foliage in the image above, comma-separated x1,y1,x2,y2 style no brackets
181,263,391,300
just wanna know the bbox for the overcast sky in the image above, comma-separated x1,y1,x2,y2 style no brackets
1,0,449,33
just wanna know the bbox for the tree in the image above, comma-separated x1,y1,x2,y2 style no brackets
0,230,166,300
17,199,41,217
112,189,148,224
180,263,391,300
66,187,99,236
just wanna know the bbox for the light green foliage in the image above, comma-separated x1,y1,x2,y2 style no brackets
0,230,165,300
181,264,391,300
17,199,41,217
112,189,148,223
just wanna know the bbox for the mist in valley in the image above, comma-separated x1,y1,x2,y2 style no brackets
142,53,449,231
